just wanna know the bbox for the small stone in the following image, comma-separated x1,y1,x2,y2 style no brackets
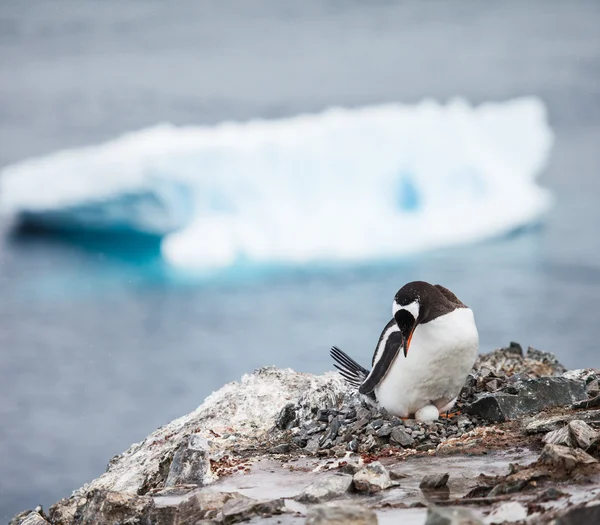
420,472,449,489
321,417,342,444
356,407,371,420
353,461,392,493
347,439,359,452
424,506,484,524
305,502,377,525
305,436,321,454
376,424,392,437
316,409,330,422
390,427,415,447
370,418,384,430
486,502,527,524
276,403,296,430
485,379,502,392
569,420,596,449
586,378,599,394
292,436,308,448
543,426,572,447
351,418,370,432
165,434,214,487
268,443,291,454
296,474,353,503
536,487,568,502
487,479,527,497
539,443,598,471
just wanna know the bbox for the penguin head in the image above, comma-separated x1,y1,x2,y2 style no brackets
392,281,434,357
392,298,419,358
392,280,466,357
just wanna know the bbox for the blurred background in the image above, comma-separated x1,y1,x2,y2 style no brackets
1,0,599,520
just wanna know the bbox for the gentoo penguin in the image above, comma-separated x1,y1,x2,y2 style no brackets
330,281,479,421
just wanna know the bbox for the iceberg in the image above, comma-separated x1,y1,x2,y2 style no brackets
0,98,553,270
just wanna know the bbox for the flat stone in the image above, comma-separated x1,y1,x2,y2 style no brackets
538,443,598,471
465,377,587,422
149,489,240,523
353,461,392,493
486,501,527,524
165,434,214,487
221,496,285,524
390,427,415,447
296,474,353,503
420,472,449,489
305,502,378,525
424,506,484,524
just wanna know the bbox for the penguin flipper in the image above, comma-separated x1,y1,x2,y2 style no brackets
358,328,404,395
330,346,369,388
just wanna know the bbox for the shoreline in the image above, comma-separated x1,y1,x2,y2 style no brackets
11,344,600,525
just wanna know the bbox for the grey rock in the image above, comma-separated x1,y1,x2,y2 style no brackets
276,403,297,429
539,443,598,471
221,495,285,524
353,461,392,493
544,420,599,450
297,474,353,503
165,434,214,487
352,418,370,432
376,423,392,437
465,377,586,422
322,416,342,443
305,502,378,525
420,472,449,489
424,506,484,525
586,378,600,396
555,501,600,525
268,443,291,454
487,479,527,497
305,435,321,454
371,418,384,430
390,427,415,447
543,425,572,447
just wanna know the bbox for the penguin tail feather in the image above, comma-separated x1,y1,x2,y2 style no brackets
330,346,370,388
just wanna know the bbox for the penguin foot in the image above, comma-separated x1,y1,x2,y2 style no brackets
439,410,461,419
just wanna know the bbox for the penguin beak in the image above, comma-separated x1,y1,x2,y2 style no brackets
402,328,415,357
394,310,418,358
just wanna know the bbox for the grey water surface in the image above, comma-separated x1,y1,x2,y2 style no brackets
1,0,600,520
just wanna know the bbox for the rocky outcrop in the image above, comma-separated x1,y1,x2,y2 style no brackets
10,344,600,525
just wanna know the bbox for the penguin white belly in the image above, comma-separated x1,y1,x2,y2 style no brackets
374,308,479,418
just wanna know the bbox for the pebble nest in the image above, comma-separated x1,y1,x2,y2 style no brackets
272,343,595,457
